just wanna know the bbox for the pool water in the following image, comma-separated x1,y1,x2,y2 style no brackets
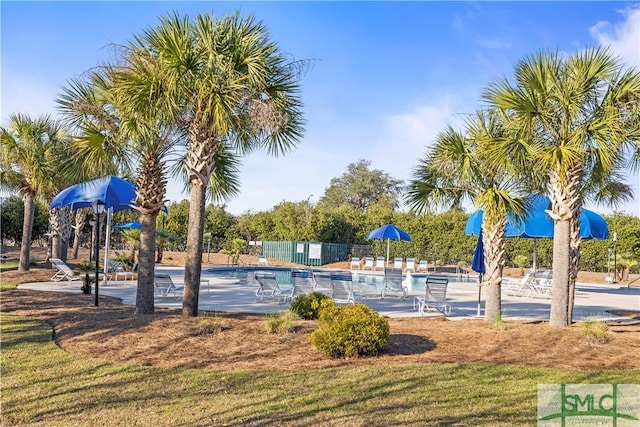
207,266,479,293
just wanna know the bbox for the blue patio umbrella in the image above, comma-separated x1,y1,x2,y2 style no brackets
471,232,486,317
465,195,609,269
367,224,412,265
50,175,137,212
114,221,141,230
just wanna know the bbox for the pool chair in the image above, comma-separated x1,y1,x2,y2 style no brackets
527,270,553,297
312,270,334,297
362,257,374,270
503,269,540,297
49,258,82,283
350,257,361,270
374,256,386,271
257,256,268,266
393,257,403,269
414,275,450,315
417,260,429,272
405,258,416,273
254,272,286,303
382,267,407,299
291,269,315,299
330,271,354,304
154,274,183,298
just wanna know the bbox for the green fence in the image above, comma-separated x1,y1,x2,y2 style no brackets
262,241,349,266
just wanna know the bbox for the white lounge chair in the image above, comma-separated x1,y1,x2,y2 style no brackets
382,267,407,299
257,256,268,266
330,271,354,304
312,270,334,297
504,269,540,296
362,257,374,270
527,270,553,297
417,260,429,272
154,273,183,298
414,275,450,315
254,272,285,303
291,269,315,300
393,257,403,269
374,256,386,271
350,257,361,270
49,258,82,283
405,258,415,272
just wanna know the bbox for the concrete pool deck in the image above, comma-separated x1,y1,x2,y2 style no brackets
17,265,640,321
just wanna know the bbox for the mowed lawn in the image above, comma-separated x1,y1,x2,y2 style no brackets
2,306,639,426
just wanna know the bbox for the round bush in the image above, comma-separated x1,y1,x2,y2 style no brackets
289,292,333,320
309,304,390,358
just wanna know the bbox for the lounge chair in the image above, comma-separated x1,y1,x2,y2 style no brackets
374,256,386,271
291,269,315,300
527,270,553,297
330,271,354,304
312,270,334,297
350,257,361,270
49,258,82,283
362,257,374,270
154,273,183,298
414,275,450,315
257,256,268,266
382,267,407,299
417,260,429,272
405,258,415,272
254,272,285,302
107,260,134,283
504,269,540,296
393,257,403,269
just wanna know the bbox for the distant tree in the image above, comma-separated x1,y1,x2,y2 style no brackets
0,196,49,246
319,160,403,211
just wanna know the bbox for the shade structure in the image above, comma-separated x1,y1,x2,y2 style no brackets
465,195,609,269
50,175,137,213
50,175,139,290
114,221,141,230
367,224,412,265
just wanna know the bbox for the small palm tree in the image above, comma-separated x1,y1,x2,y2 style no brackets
0,114,67,271
406,109,528,322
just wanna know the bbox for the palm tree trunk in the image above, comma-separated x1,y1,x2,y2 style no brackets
135,212,157,315
550,219,571,327
50,207,61,260
72,210,87,259
482,219,506,323
567,214,582,323
59,206,72,262
182,181,206,317
19,191,35,271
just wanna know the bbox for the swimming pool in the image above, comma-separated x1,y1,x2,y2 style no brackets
206,266,479,293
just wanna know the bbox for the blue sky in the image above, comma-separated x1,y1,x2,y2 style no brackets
2,1,639,216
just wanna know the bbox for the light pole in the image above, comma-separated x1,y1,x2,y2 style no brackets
92,200,105,306
613,232,618,284
433,242,438,272
607,246,612,281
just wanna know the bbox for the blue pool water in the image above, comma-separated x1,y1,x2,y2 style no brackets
206,266,479,292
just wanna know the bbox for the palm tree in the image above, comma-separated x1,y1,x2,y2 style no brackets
406,110,528,322
115,11,305,317
0,114,67,271
483,47,640,327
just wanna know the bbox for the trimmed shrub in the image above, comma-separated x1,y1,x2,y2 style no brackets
289,292,333,320
310,304,390,358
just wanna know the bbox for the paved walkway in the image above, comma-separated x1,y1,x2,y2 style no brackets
17,266,640,321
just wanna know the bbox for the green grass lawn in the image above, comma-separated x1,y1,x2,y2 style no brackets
2,313,639,426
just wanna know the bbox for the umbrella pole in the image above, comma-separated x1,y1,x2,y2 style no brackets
386,239,390,266
477,273,483,317
103,208,112,287
532,238,537,270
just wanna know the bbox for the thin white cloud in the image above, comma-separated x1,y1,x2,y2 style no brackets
589,6,640,68
476,37,511,50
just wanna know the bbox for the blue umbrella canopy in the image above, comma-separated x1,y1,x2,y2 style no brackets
367,224,412,265
465,195,609,240
471,232,486,274
50,175,137,212
114,221,141,230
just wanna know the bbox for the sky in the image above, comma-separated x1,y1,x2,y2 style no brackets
2,1,639,217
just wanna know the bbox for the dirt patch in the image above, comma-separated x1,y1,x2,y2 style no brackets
2,248,640,371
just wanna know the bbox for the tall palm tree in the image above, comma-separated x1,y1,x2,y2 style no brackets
116,11,305,316
406,110,528,322
483,47,640,327
0,114,67,271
